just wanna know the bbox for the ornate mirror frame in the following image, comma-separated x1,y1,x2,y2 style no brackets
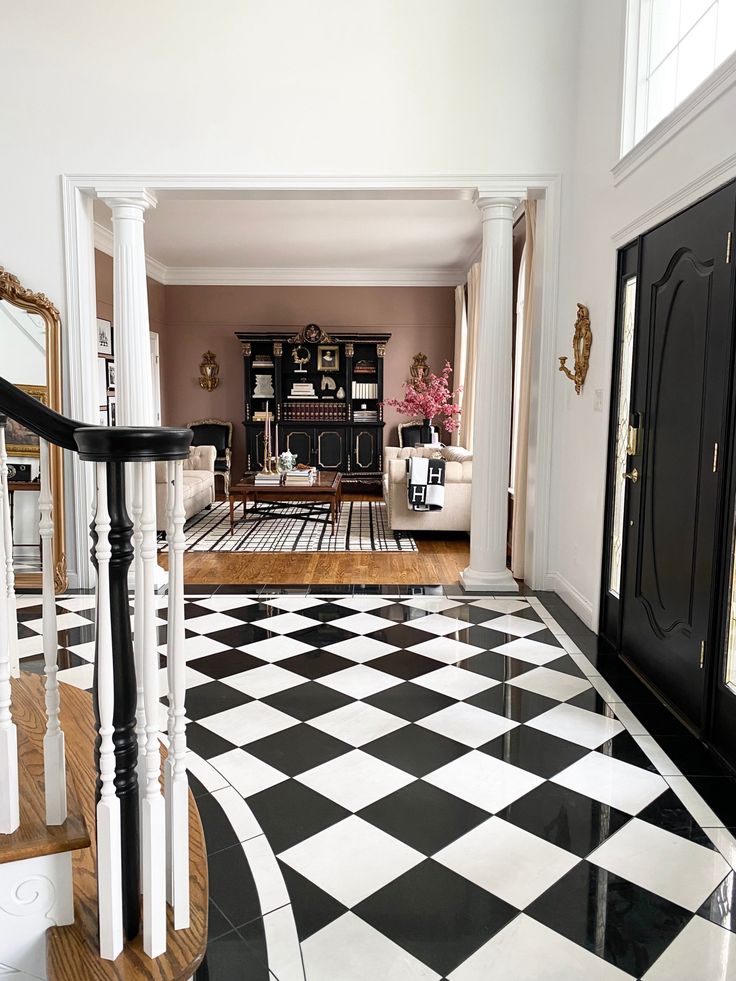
0,267,67,592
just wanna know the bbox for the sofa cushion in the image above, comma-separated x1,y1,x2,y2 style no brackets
441,445,473,463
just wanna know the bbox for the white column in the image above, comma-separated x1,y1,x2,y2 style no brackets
96,190,157,427
461,196,519,593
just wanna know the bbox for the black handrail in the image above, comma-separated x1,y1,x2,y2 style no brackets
0,374,193,942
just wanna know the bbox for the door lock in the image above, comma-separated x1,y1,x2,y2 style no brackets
623,468,639,483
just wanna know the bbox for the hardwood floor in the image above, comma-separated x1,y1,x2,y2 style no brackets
158,493,469,585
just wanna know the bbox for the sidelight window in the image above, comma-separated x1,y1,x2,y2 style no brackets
609,277,637,597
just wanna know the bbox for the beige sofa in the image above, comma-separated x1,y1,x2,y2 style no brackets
156,445,216,530
383,446,472,533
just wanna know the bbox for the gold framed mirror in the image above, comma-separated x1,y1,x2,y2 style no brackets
0,267,67,592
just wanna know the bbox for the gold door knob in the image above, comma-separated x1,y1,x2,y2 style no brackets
623,468,639,483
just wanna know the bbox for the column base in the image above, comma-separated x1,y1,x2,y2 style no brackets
460,566,519,593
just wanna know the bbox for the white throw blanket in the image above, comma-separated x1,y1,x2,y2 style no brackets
406,457,446,511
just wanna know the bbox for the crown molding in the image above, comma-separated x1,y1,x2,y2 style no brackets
93,222,167,284
161,266,466,287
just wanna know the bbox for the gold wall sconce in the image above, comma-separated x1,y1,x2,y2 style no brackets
199,351,220,392
559,303,592,395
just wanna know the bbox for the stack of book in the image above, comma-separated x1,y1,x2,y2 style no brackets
285,467,317,485
354,409,378,422
352,381,378,399
284,403,348,422
254,473,282,485
253,355,274,368
290,381,317,399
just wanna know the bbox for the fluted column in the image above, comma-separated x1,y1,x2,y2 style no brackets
461,196,519,592
96,190,157,427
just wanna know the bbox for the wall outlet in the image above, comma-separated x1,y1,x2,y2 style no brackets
593,389,603,412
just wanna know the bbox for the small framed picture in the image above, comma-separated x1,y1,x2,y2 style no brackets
317,345,340,372
107,396,117,426
97,318,113,356
106,360,116,390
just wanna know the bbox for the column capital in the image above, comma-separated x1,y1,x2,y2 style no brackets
96,188,157,216
473,194,519,222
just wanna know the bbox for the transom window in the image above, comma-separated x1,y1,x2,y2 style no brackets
622,0,736,154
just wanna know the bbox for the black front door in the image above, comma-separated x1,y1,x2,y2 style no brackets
620,183,736,728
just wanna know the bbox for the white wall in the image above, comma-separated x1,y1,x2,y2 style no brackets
546,0,736,626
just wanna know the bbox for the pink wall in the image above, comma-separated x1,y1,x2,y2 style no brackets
94,252,455,477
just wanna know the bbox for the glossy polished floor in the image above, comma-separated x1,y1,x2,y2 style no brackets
18,586,736,980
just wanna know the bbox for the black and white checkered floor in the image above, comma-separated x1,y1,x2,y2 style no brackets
16,586,736,980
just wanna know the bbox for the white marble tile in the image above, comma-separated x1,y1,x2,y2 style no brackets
309,701,407,747
632,734,682,775
405,613,476,636
418,702,518,747
251,611,321,634
407,636,485,665
296,749,414,811
401,596,465,613
157,664,211,695
303,913,440,981
665,776,725,827
642,915,736,980
527,703,624,749
211,785,263,842
184,750,230,793
56,662,95,690
159,634,230,662
590,817,731,912
223,663,306,698
449,914,634,981
506,665,592,701
183,611,245,635
332,596,397,612
318,664,401,699
241,832,291,914
195,594,257,612
491,637,566,666
26,611,91,632
209,747,287,798
469,598,530,615
199,700,298,746
553,752,668,814
424,750,544,813
477,613,545,638
262,595,326,612
412,665,499,700
239,634,315,662
611,702,648,735
436,817,579,908
331,612,397,635
322,635,399,663
261,904,306,981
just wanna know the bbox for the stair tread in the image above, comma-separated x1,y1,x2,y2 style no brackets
46,675,208,981
2,673,90,865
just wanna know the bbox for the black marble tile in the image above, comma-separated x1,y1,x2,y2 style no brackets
195,928,270,981
181,681,252,722
527,861,693,977
196,792,240,857
364,681,455,722
206,623,272,648
56,623,96,648
300,603,358,624
214,584,264,595
206,843,262,931
207,900,233,942
363,724,468,777
261,681,353,721
217,604,275,624
368,623,436,649
277,649,354,680
311,583,355,595
499,782,631,856
186,722,238,760
544,655,587,679
359,780,488,855
279,861,348,940
369,650,442,681
290,622,358,650
455,624,513,650
637,789,717,848
594,729,658,771
247,723,351,776
480,725,589,779
191,649,267,680
461,652,535,682
698,870,736,932
185,583,218,595
687,776,736,827
56,649,88,670
248,779,350,854
566,688,617,716
465,686,560,723
183,602,215,620
622,699,690,736
188,773,209,799
354,859,517,976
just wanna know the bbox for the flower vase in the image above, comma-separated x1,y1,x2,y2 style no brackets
419,418,435,444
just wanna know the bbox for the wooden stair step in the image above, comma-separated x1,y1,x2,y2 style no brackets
2,673,90,865
46,676,208,981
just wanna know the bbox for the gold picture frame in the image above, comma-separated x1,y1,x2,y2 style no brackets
5,384,49,457
317,345,340,372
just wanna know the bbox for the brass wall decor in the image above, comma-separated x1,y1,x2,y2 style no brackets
559,303,592,395
410,352,430,382
289,323,334,344
199,351,220,392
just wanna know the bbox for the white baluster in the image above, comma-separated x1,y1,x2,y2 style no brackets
0,424,18,678
39,439,66,825
165,460,189,929
0,428,18,834
94,463,123,960
131,463,147,836
140,461,166,957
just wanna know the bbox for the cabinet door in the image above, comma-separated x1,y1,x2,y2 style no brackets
284,428,314,468
353,428,379,472
246,427,267,471
317,429,346,470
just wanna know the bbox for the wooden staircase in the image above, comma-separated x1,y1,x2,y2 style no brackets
3,675,207,981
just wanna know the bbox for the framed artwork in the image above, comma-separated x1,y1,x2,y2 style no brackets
97,318,113,356
107,395,117,426
317,345,340,372
106,360,116,390
6,384,48,457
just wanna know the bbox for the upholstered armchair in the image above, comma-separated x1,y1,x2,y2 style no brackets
188,419,233,495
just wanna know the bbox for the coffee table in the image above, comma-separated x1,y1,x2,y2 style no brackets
229,471,343,536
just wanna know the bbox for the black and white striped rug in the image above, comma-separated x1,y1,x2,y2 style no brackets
159,499,416,553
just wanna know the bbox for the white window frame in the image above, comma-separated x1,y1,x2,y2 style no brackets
618,0,736,181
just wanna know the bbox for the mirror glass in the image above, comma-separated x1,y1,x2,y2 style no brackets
0,298,47,575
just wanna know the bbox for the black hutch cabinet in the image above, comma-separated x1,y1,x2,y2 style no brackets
236,325,390,489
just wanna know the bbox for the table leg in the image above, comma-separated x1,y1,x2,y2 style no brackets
331,494,337,536
229,494,235,535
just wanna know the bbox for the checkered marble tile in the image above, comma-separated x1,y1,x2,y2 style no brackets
19,588,736,980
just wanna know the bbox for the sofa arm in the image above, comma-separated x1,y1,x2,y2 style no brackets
185,445,217,472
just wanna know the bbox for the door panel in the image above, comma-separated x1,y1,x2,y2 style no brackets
621,182,736,728
317,429,345,470
285,429,314,468
354,429,378,471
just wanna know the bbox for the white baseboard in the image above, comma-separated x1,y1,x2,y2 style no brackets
543,572,596,631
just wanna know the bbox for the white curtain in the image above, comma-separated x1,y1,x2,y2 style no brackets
459,262,481,451
511,200,536,580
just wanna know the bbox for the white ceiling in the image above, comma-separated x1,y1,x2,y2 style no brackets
93,194,482,286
